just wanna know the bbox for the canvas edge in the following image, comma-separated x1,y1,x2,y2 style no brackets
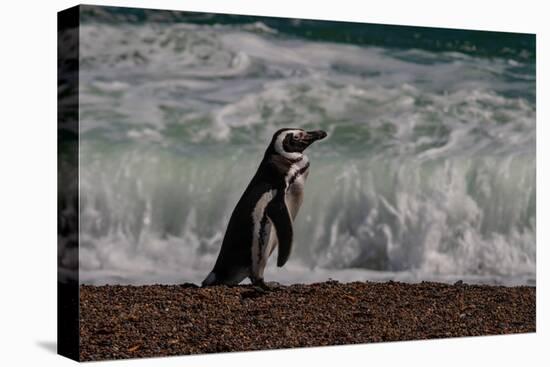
57,4,80,362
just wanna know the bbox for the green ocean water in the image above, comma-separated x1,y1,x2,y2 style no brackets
72,5,535,285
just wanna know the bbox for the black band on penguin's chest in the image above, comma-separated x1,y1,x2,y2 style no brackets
288,162,310,186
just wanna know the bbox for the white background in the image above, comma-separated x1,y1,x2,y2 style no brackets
0,0,547,365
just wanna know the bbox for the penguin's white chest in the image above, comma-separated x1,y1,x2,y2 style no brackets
264,157,309,259
285,170,309,219
285,158,310,219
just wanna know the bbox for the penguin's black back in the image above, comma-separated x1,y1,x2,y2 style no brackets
211,156,287,279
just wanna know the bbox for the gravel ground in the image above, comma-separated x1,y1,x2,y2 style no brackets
79,281,535,361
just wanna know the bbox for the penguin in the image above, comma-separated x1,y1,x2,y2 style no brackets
202,128,327,289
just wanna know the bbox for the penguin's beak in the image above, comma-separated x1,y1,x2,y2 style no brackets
303,130,327,145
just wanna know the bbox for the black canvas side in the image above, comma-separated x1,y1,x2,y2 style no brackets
57,5,80,362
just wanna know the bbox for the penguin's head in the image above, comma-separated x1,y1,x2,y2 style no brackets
270,128,327,160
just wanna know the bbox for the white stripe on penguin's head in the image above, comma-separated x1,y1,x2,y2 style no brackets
274,129,303,160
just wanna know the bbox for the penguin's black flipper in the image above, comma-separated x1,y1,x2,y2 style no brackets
267,193,293,267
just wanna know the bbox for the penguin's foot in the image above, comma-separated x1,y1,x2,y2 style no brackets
265,281,283,289
251,278,281,292
251,277,269,291
252,285,268,293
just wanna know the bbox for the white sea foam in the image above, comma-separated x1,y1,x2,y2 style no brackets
76,21,535,285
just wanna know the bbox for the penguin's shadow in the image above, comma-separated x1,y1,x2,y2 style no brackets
241,289,266,299
240,286,283,299
36,340,57,354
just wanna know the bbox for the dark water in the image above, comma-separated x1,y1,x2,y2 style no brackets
81,5,535,64
74,5,536,285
